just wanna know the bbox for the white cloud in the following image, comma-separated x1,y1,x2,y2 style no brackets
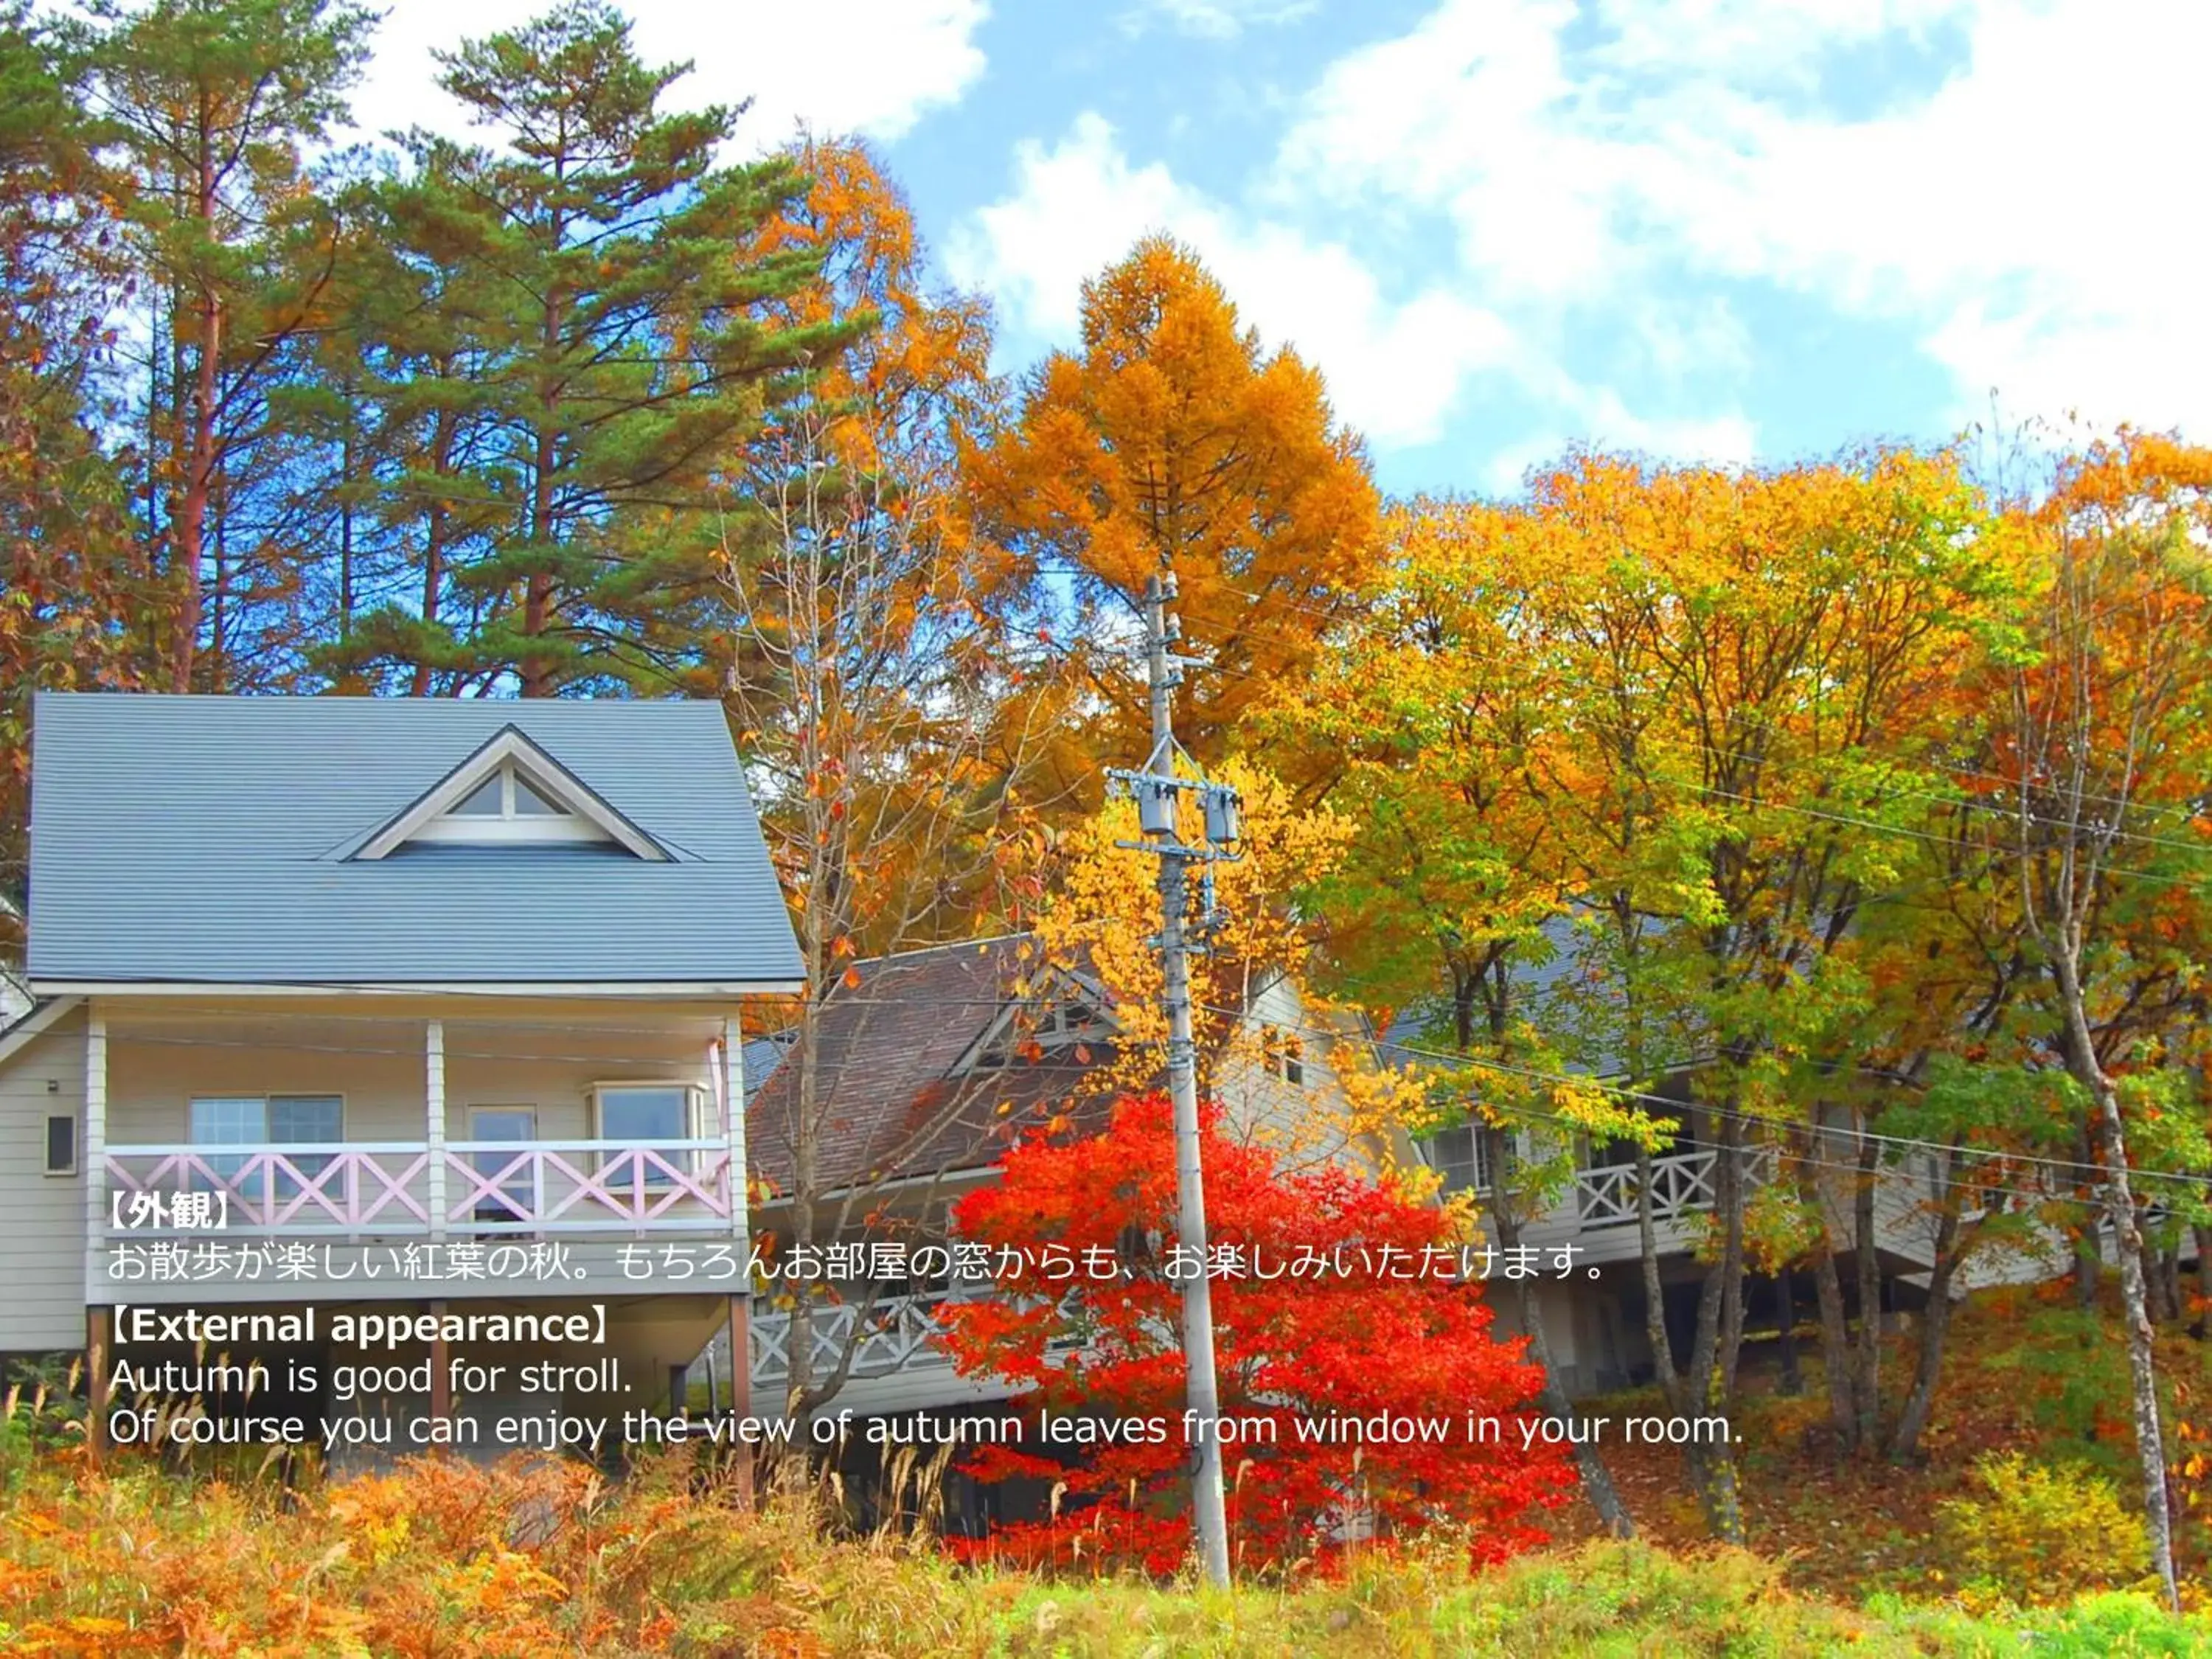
945,114,1522,449
340,0,987,152
1121,0,1316,38
1277,0,2212,440
1482,397,1760,494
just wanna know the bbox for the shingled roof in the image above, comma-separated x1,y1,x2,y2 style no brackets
26,693,800,990
745,936,1124,1194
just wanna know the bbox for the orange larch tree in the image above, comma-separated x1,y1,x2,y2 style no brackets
962,235,1379,783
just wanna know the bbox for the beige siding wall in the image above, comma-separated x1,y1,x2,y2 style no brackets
104,1015,722,1148
0,1007,89,1352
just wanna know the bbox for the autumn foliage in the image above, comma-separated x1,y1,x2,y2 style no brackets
965,235,1380,770
933,1092,1575,1574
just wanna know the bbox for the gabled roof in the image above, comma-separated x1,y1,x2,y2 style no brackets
745,936,1121,1194
351,723,669,862
26,693,801,991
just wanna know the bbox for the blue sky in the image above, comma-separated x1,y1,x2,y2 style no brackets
353,0,2199,500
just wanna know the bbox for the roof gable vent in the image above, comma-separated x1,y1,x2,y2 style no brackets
352,725,668,862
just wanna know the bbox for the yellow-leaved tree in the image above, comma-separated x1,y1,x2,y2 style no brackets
1024,757,1424,1173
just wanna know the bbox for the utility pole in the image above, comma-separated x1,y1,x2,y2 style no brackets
1107,571,1239,1588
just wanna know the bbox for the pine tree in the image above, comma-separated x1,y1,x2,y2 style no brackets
0,3,147,915
62,0,374,692
327,0,858,697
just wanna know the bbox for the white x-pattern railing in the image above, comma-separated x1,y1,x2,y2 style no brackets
1573,1145,1779,1228
750,1291,963,1385
102,1139,734,1237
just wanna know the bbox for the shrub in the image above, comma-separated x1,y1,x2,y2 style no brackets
1933,1451,2146,1604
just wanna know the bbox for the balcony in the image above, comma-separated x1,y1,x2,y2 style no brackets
746,1287,1084,1416
1572,1145,1779,1229
750,1289,959,1388
80,1002,757,1304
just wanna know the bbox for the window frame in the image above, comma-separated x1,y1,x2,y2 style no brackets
187,1092,346,1197
1423,1123,1527,1197
408,760,612,847
465,1105,540,1222
1264,1032,1307,1088
590,1080,705,1188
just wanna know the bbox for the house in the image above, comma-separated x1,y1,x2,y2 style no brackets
731,935,1385,1426
0,692,799,1458
1393,998,2084,1399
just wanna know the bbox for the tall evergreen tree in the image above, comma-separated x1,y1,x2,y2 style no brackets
326,1,857,697
0,3,147,918
62,0,374,692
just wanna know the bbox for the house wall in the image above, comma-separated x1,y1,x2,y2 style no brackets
1214,975,1376,1176
103,1006,725,1148
0,1004,90,1352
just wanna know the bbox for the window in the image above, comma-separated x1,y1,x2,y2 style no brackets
593,1084,700,1186
44,1113,76,1176
469,1107,538,1222
964,994,1114,1071
1424,1124,1518,1195
1261,1027,1307,1088
189,1094,342,1194
407,761,612,847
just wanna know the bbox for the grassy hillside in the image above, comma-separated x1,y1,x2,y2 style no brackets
0,1450,2206,1657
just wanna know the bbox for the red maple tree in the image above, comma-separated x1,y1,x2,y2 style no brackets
934,1092,1576,1574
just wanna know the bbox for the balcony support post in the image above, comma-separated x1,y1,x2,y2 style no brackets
426,1020,447,1241
84,1000,107,1293
428,1297,451,1433
86,1306,110,1467
721,1014,746,1241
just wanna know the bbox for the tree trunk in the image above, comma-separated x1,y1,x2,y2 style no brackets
2132,1239,2168,1336
1811,1243,1857,1451
173,291,220,692
1775,1269,1802,1397
414,406,455,697
1803,1130,1859,1452
170,135,223,695
1681,1113,1746,1543
1635,1145,1683,1413
521,425,557,697
2073,1128,2102,1312
2056,956,2179,1610
1850,1110,1882,1453
1891,1156,1964,1463
783,995,824,1441
2194,1225,2212,1337
1490,1129,1633,1539
1719,1251,1747,1405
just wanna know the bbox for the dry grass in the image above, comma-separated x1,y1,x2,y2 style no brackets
0,1445,2205,1655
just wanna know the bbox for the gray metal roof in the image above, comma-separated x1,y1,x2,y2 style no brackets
27,693,802,990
